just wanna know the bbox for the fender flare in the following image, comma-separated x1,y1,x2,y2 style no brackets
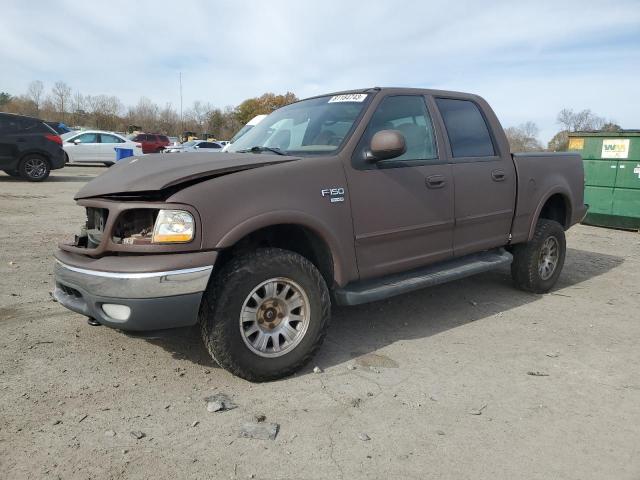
527,187,572,240
216,210,349,286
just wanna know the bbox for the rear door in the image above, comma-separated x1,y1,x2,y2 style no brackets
344,94,454,280
434,97,516,256
98,133,124,162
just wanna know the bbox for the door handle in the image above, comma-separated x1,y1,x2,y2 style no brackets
491,169,506,182
425,175,446,189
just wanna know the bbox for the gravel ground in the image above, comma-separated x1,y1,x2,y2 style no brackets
1,166,639,480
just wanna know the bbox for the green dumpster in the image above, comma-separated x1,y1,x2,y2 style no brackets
568,131,640,230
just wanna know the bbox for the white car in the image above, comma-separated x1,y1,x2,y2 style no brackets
63,130,143,165
164,140,224,153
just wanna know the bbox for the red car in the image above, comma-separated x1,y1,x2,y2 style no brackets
131,133,170,153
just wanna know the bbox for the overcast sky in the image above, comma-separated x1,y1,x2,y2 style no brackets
2,0,639,142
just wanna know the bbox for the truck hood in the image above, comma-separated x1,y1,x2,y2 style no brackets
75,152,299,199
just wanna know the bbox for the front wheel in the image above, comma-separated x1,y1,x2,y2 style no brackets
200,248,331,382
19,155,50,181
511,219,566,293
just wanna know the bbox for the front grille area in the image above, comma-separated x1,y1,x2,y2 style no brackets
74,207,108,249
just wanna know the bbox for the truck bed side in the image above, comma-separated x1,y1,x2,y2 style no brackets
510,152,586,244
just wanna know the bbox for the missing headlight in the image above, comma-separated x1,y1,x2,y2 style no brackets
73,208,108,249
112,209,159,245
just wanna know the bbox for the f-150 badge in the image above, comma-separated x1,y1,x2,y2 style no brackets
321,187,345,203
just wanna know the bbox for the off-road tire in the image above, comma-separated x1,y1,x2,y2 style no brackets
18,154,50,181
511,219,566,293
200,248,331,382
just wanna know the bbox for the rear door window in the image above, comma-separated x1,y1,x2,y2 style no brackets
435,98,495,158
200,142,221,149
99,134,124,143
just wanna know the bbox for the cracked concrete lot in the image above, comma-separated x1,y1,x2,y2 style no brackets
1,166,639,479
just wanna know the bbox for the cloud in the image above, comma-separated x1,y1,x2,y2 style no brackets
1,0,638,142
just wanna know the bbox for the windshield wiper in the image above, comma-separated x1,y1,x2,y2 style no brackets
238,146,287,156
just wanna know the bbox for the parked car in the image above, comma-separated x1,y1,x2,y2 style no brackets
130,133,171,153
53,87,587,382
0,112,65,181
63,130,143,166
164,140,224,153
45,121,73,135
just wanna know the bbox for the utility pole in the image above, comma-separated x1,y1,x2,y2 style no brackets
179,71,184,139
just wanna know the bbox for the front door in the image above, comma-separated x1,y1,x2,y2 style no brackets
344,95,454,280
434,97,516,256
65,132,100,163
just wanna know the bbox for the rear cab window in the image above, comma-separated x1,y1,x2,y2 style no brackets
435,98,495,159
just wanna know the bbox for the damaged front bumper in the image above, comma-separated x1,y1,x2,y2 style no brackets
53,257,213,331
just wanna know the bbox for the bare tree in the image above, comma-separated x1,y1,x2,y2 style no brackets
504,122,543,152
186,101,213,134
158,103,179,135
26,80,44,115
128,97,160,131
51,81,72,122
557,108,605,132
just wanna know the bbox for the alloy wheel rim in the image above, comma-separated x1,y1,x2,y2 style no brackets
538,236,559,280
24,158,46,179
239,277,310,358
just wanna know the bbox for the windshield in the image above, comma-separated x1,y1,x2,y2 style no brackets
230,124,254,143
227,94,370,155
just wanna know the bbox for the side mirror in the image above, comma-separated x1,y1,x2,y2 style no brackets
73,139,82,145
194,145,200,149
367,130,406,161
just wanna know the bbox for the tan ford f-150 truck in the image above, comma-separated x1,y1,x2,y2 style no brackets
53,88,587,381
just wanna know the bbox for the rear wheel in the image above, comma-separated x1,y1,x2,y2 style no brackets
511,219,566,293
200,248,331,382
19,155,50,181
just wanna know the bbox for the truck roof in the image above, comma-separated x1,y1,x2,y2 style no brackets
301,87,483,102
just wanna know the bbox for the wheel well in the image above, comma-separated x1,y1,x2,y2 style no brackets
19,151,48,162
216,224,335,287
539,194,569,228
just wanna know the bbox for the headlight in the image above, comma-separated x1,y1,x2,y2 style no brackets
152,210,195,243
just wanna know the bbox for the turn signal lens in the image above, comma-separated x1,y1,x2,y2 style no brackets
152,210,195,243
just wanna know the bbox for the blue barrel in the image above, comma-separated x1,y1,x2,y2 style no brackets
114,147,134,161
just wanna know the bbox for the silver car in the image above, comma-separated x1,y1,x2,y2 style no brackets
164,140,224,153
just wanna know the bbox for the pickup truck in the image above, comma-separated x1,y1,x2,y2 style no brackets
53,87,587,381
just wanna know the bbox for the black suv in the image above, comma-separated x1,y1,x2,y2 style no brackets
0,112,66,181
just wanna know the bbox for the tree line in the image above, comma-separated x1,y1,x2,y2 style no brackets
0,80,297,140
0,81,623,148
505,109,621,153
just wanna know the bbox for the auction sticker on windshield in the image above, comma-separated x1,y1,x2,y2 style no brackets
328,94,368,103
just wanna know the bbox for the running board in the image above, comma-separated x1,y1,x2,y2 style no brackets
334,249,513,306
